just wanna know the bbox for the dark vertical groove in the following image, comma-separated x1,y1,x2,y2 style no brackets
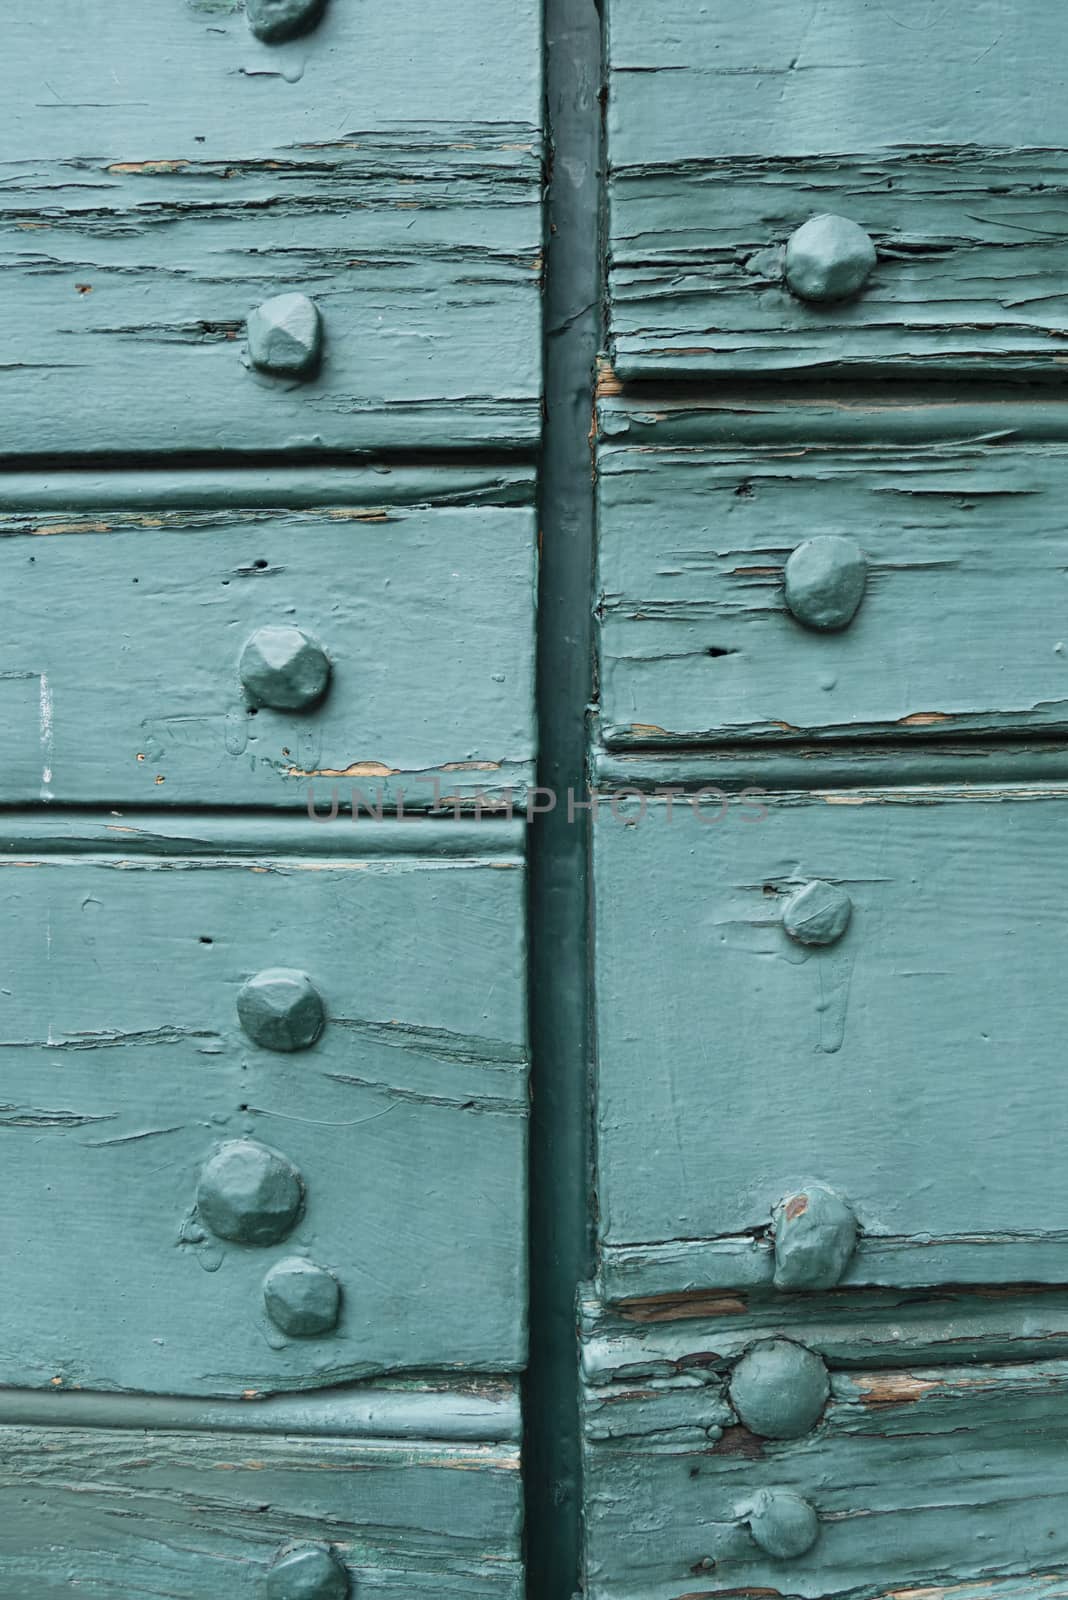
525,2,601,1597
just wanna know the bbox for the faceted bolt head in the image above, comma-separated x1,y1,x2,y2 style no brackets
729,1339,829,1439
238,969,325,1053
247,292,323,378
782,880,852,948
773,1184,858,1291
266,1543,350,1600
197,1139,304,1246
239,626,331,710
264,1258,341,1337
247,0,329,43
746,1489,821,1560
784,535,867,631
785,213,876,303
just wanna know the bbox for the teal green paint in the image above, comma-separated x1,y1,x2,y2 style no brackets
0,835,527,1392
579,1284,1068,1381
0,493,535,806
598,419,1068,746
0,1380,521,1441
0,1423,522,1600
593,789,1068,1293
0,4,542,455
606,3,1068,378
593,738,1068,792
583,1338,1068,1600
523,3,600,1599
4,3,541,161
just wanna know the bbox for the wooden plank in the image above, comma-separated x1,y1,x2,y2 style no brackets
0,835,527,1392
593,740,1068,793
0,1423,521,1600
606,1,1068,379
0,1379,521,1442
598,420,1068,745
582,1344,1068,1600
579,1286,1068,1378
2,2,541,165
606,0,1068,165
594,787,1068,1293
0,3,542,453
0,472,535,807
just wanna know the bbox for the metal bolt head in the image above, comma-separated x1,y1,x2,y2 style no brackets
247,292,323,379
247,0,328,43
264,1258,341,1337
784,535,867,631
197,1139,304,1246
239,626,331,710
238,969,325,1053
729,1339,829,1439
746,1489,821,1560
785,214,876,303
782,880,852,948
266,1543,349,1600
773,1184,858,1291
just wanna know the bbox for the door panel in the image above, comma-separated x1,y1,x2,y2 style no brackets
0,470,535,808
605,1,1068,380
594,787,1068,1297
0,3,542,454
598,412,1068,746
0,1400,522,1600
0,826,527,1392
583,1321,1068,1600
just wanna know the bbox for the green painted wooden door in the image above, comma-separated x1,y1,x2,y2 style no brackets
3,5,1068,1599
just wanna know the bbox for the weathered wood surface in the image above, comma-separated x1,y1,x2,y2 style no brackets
598,412,1068,745
0,1420,522,1600
606,2,1068,379
0,3,542,454
579,1286,1068,1377
582,1337,1068,1600
0,469,535,807
593,739,1068,793
0,1377,521,1442
594,787,1068,1295
0,829,527,1392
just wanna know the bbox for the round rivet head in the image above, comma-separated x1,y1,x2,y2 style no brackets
782,880,852,948
746,1489,821,1560
247,292,323,379
784,535,867,632
247,0,328,43
266,1542,349,1600
785,213,876,303
238,969,325,1053
239,626,331,711
264,1258,341,1337
773,1184,858,1291
197,1139,304,1246
729,1339,829,1439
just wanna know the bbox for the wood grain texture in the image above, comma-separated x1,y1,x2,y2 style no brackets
0,470,535,807
594,787,1068,1294
582,1336,1068,1600
598,416,1068,745
0,1378,521,1441
0,1421,521,1600
580,1286,1068,1376
605,2,1068,378
0,3,542,454
0,834,527,1392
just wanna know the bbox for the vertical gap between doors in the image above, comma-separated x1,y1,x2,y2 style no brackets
525,2,602,1596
